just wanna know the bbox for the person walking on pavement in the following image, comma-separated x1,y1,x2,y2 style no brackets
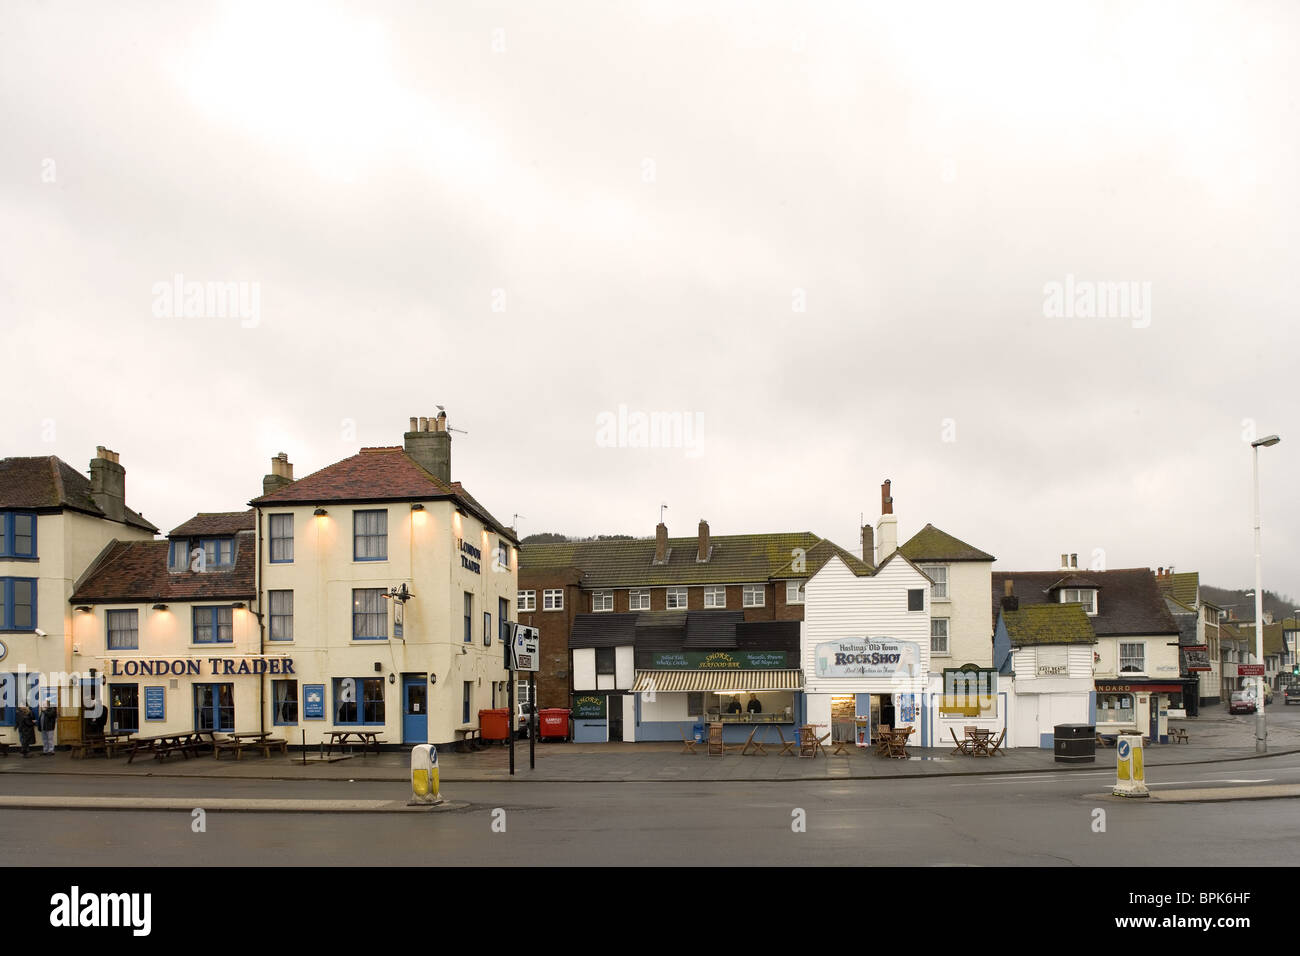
37,701,57,755
16,706,37,758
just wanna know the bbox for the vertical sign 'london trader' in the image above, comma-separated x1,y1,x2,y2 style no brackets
457,538,481,574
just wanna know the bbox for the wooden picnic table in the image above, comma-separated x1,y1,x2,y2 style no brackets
126,731,205,764
213,730,287,760
73,731,136,759
323,729,384,756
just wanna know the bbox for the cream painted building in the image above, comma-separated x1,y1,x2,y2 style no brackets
249,414,519,747
1,449,158,746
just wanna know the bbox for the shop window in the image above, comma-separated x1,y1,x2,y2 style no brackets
353,509,388,561
269,514,294,563
628,590,651,611
940,668,997,716
517,590,536,612
0,512,36,558
273,680,298,724
1120,643,1145,673
907,588,925,612
592,591,614,612
110,684,139,734
687,691,704,715
595,647,616,675
193,606,234,644
703,586,726,608
742,584,764,608
666,587,688,609
335,677,384,724
107,609,139,650
1098,693,1134,723
269,590,294,641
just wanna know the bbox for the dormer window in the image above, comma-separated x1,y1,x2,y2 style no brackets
169,537,235,572
1059,588,1097,615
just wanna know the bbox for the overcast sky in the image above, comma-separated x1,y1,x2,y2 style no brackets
3,1,1296,594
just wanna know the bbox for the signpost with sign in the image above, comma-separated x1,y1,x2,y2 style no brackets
1239,664,1265,677
507,624,541,776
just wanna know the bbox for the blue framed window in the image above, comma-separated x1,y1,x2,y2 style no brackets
269,514,294,563
202,538,235,569
272,680,298,724
269,590,293,641
333,677,384,724
0,513,37,558
106,609,138,650
1,578,37,631
498,597,509,644
463,592,473,643
463,681,472,724
352,589,386,640
353,510,387,561
194,683,234,731
169,538,190,571
193,606,234,644
110,683,139,733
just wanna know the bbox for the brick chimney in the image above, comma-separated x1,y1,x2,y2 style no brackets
697,519,710,562
654,522,669,564
262,452,294,496
1002,578,1018,612
88,446,125,522
876,479,897,562
861,524,874,565
404,412,452,484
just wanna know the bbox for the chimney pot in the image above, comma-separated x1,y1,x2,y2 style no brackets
89,447,126,522
405,416,451,483
409,417,418,433
1071,553,1078,568
880,479,893,516
418,417,428,432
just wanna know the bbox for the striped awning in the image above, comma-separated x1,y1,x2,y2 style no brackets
632,669,804,693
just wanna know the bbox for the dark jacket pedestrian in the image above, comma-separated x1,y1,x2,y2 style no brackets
16,706,36,756
38,703,57,754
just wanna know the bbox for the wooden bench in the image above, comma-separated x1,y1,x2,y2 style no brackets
455,729,482,753
1170,727,1189,744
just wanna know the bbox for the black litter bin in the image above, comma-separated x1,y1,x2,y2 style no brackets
1054,723,1096,763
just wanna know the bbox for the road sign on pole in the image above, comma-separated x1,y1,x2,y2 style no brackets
511,624,540,672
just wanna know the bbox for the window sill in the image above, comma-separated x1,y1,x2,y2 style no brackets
0,556,38,562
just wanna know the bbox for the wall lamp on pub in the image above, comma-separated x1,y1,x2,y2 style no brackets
429,673,437,685
232,602,246,610
388,673,396,684
152,601,168,611
75,605,92,613
410,503,424,512
313,507,328,517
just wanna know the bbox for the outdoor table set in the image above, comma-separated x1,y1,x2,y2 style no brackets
949,726,1006,757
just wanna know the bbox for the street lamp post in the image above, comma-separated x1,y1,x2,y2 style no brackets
1251,434,1280,753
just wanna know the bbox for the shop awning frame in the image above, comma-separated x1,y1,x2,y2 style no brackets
632,669,804,693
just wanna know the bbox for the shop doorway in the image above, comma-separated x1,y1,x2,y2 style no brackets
402,674,428,744
193,683,234,732
1148,694,1159,741
607,694,623,742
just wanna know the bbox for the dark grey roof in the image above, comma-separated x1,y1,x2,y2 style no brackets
570,612,638,649
992,569,1178,637
684,610,744,648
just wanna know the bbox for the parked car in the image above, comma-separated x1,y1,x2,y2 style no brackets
1285,685,1300,706
516,702,533,739
1229,690,1256,715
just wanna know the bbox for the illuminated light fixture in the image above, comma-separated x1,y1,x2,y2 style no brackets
232,602,246,610
313,507,328,517
152,602,168,611
410,503,425,512
75,605,92,613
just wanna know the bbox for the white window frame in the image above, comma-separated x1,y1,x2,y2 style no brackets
742,584,765,608
931,618,950,656
1060,588,1097,615
543,589,564,611
517,590,536,612
1119,642,1145,674
592,590,614,612
666,587,688,609
785,580,805,605
922,565,948,600
703,586,726,609
628,589,651,611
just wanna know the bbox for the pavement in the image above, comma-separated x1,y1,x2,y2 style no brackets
2,703,1296,788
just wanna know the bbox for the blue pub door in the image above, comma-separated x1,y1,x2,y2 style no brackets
403,675,428,744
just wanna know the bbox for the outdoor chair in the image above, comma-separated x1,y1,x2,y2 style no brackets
679,725,698,754
986,728,1006,756
949,727,972,755
775,726,796,756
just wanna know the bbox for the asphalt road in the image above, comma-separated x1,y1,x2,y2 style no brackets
4,754,1300,866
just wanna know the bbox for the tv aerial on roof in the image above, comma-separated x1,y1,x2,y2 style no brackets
436,404,469,435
